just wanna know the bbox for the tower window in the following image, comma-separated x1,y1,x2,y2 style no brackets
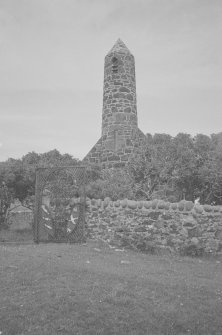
112,57,118,73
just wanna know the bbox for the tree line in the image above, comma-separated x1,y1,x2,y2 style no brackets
0,132,222,205
128,132,222,204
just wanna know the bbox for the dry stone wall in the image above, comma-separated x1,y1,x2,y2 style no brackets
85,198,222,256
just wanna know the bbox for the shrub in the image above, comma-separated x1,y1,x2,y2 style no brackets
85,169,134,200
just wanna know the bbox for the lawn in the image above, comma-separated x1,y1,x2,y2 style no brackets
0,240,222,335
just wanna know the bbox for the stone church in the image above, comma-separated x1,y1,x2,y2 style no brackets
84,39,146,168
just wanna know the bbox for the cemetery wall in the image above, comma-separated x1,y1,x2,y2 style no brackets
86,198,222,256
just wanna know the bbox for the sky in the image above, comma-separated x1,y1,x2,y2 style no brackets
0,0,222,161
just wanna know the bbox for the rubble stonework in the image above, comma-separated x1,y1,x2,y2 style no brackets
85,198,222,256
84,39,146,168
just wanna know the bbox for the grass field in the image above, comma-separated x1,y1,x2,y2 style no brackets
0,240,222,335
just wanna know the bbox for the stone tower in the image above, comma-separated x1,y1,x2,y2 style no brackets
84,39,146,168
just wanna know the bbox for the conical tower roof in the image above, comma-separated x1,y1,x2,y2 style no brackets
107,38,132,55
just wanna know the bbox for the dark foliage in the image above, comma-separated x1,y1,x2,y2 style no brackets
0,149,79,201
127,132,222,204
1,132,222,205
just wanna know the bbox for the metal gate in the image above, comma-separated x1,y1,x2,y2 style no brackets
34,166,86,243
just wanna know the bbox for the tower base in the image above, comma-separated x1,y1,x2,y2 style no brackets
83,128,146,169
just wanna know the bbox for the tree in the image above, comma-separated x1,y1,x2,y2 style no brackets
0,150,79,202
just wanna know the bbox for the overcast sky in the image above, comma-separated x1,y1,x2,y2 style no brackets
0,0,222,161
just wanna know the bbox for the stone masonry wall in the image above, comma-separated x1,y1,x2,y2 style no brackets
83,39,147,169
85,198,222,256
102,42,137,137
84,128,146,169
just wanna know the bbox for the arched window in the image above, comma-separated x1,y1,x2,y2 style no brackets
112,57,118,73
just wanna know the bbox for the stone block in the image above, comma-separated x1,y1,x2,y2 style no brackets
153,221,163,229
91,199,97,206
147,211,161,220
144,201,152,209
182,216,197,228
126,94,133,100
120,155,129,161
151,200,158,209
187,226,200,238
137,201,143,209
127,200,137,209
120,199,128,208
190,237,200,245
116,113,126,122
113,93,120,98
126,139,133,146
97,199,102,207
157,201,166,209
113,162,126,168
108,155,120,161
184,201,194,211
194,205,204,214
215,229,222,240
104,197,110,207
161,213,173,220
170,203,178,210
164,202,170,210
178,200,186,211
124,107,131,113
213,206,221,212
119,87,130,93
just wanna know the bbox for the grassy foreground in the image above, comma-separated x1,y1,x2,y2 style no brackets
0,240,222,335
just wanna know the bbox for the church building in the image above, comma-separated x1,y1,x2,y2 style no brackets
84,39,146,168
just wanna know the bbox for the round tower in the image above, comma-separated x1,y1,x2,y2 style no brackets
84,39,146,169
101,39,138,154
